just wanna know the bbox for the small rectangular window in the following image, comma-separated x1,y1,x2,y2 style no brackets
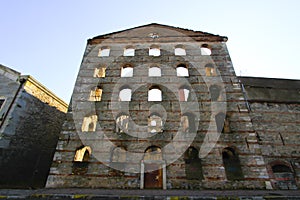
98,48,110,57
94,67,106,77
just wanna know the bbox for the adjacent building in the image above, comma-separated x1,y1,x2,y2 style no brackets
0,64,67,188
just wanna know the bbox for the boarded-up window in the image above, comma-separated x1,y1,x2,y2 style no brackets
94,67,106,77
184,147,203,180
222,147,244,180
271,164,297,189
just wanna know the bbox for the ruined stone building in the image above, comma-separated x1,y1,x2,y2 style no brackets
46,23,300,190
0,64,67,188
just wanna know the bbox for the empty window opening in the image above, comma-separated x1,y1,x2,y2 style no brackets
82,115,97,132
144,146,162,160
111,147,127,162
205,63,217,76
89,86,102,101
181,113,196,133
215,112,226,133
148,113,163,133
149,46,160,56
72,146,91,175
116,114,129,133
98,47,110,57
184,147,203,180
201,44,211,55
209,85,221,101
270,163,297,189
148,87,162,101
222,147,244,180
124,46,135,56
94,67,106,78
179,87,190,101
121,64,133,77
119,87,132,101
175,46,186,56
149,66,161,77
176,64,189,77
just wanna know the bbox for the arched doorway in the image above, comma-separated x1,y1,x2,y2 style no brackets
141,146,166,189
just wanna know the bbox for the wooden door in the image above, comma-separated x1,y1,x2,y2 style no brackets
144,164,162,189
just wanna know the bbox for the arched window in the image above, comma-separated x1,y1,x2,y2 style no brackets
179,86,190,101
123,46,135,56
94,67,106,78
176,64,189,77
148,87,162,101
89,86,102,101
144,146,162,160
209,85,221,101
149,45,160,56
116,114,129,133
111,147,127,162
222,147,243,180
184,147,203,180
181,113,196,133
119,87,132,101
175,45,186,56
201,44,211,55
121,64,133,77
205,63,217,76
270,163,297,189
72,146,92,175
149,66,161,77
82,115,97,132
148,113,163,133
98,47,110,57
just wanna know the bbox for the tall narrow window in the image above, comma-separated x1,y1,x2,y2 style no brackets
181,113,196,133
148,87,162,101
72,146,92,175
121,64,133,77
222,147,244,180
149,45,160,56
94,67,106,77
215,112,225,133
175,45,186,56
98,47,110,57
205,63,217,76
119,87,132,101
176,64,189,77
124,46,135,56
184,147,203,180
89,86,102,101
116,114,129,133
148,113,163,133
82,115,98,132
209,85,221,101
179,86,190,101
201,44,211,55
149,66,161,77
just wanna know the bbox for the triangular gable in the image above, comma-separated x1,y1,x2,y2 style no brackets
88,23,227,44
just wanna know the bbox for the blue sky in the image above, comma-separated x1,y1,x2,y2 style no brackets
1,0,299,102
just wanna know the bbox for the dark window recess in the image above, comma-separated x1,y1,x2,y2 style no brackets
0,99,5,109
222,147,244,180
72,161,89,175
184,147,203,180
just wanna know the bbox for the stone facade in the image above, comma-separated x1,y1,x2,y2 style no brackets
0,64,68,188
46,23,299,190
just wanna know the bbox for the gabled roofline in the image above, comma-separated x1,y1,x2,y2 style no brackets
88,23,228,44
